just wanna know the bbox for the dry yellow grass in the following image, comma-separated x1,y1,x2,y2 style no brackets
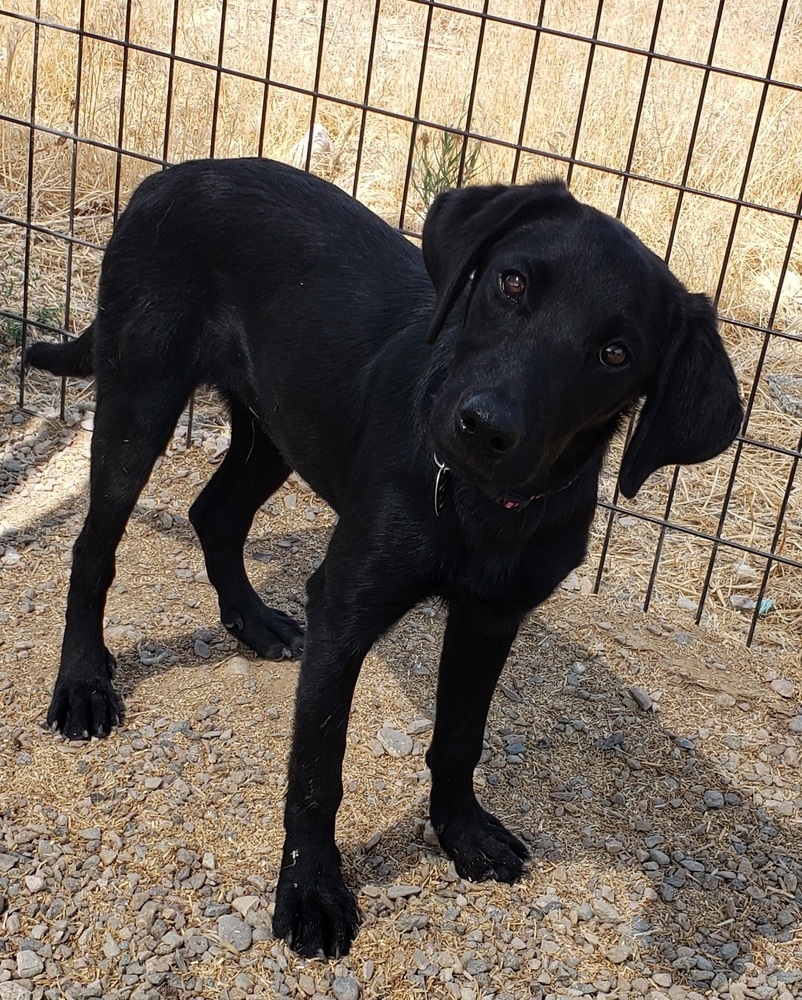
1,0,800,646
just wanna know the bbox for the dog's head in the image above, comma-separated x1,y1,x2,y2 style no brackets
423,181,742,501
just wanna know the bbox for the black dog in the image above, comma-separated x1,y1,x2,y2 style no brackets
27,158,742,957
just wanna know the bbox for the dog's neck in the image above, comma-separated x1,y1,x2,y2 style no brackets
432,454,579,517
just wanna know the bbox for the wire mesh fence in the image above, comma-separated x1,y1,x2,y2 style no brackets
1,0,800,645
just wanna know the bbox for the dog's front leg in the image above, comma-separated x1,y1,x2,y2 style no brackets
273,551,417,958
272,626,363,958
427,596,530,882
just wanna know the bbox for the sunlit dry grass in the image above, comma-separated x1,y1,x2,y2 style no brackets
1,0,800,644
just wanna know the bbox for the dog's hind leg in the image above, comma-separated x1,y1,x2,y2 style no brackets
189,399,304,660
48,371,191,739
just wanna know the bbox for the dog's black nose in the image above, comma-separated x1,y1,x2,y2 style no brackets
457,393,522,455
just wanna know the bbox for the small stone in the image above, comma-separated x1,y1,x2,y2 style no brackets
396,913,429,932
465,959,489,974
771,678,795,699
332,977,361,1000
653,972,673,987
220,655,251,679
298,974,316,996
407,718,433,735
232,895,259,919
202,852,216,870
24,875,46,892
0,985,32,1000
676,596,697,612
194,639,212,659
591,899,621,922
714,693,736,708
158,931,184,953
789,715,802,734
16,950,44,978
606,944,631,963
103,934,121,959
703,790,725,809
628,685,653,711
385,884,422,899
217,914,252,952
377,726,413,758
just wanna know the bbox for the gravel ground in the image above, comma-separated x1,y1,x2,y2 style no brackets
2,372,802,1000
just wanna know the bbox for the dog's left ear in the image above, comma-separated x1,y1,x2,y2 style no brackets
423,180,576,342
618,291,743,498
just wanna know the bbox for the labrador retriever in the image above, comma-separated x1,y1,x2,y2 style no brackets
26,158,742,957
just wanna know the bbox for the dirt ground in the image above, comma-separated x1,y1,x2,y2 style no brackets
1,365,801,1000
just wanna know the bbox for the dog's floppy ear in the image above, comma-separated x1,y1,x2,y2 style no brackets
422,180,575,342
618,291,742,498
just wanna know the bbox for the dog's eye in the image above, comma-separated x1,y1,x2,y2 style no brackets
500,271,526,301
600,343,629,367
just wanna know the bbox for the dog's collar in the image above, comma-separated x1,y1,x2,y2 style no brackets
433,454,577,517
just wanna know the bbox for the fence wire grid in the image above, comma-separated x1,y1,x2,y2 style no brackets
1,0,800,646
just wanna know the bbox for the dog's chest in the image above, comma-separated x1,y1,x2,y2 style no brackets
444,523,586,613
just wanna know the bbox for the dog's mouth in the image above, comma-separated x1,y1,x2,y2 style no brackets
431,442,569,511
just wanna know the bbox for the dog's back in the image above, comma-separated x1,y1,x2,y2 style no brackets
31,159,436,507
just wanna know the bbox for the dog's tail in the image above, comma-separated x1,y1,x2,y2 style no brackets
26,323,95,377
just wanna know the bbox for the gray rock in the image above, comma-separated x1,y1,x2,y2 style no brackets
770,677,795,698
407,718,433,735
767,373,802,418
16,949,44,978
157,930,183,953
221,655,251,679
628,685,653,710
377,726,413,758
396,913,429,932
789,715,802,734
590,898,621,922
385,884,422,899
232,894,260,919
703,789,725,809
332,977,361,1000
0,985,32,1000
217,914,252,952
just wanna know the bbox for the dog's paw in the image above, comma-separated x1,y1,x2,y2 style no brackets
47,658,123,740
223,606,305,660
435,806,530,883
273,868,360,958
